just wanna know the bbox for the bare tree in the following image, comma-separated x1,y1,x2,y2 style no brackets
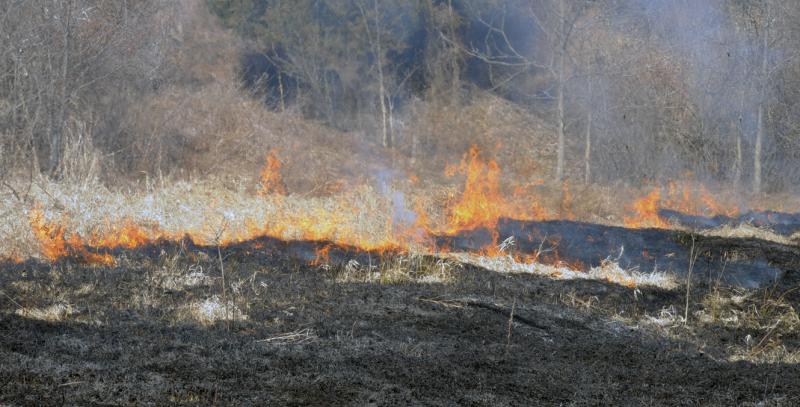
0,0,171,177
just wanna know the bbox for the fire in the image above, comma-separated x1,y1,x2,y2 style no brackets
259,149,286,196
624,181,740,229
22,146,539,265
20,145,748,281
28,207,115,265
671,182,739,217
28,207,68,261
624,189,668,229
89,220,154,249
444,145,507,233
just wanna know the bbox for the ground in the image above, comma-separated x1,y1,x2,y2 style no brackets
1,237,798,406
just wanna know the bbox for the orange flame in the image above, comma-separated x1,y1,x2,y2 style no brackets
28,207,68,261
666,181,739,217
23,146,545,265
259,150,286,196
624,189,667,228
89,220,154,249
28,207,115,265
444,145,507,233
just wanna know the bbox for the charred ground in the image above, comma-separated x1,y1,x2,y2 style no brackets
1,230,799,406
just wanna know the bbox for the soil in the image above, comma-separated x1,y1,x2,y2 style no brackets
1,238,798,406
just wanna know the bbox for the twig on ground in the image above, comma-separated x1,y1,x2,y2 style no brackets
506,297,517,353
256,328,317,344
417,297,465,309
418,297,549,330
0,289,23,309
213,221,230,331
685,234,698,324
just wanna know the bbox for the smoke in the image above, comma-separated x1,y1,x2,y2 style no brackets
212,0,800,195
374,169,418,232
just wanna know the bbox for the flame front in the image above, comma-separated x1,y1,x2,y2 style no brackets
23,146,750,274
28,207,115,265
625,181,740,229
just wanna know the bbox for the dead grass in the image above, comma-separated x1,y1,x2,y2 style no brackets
700,223,796,246
633,283,800,365
452,252,677,290
15,303,76,322
698,286,800,362
334,254,460,285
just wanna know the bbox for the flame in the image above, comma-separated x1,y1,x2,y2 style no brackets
624,189,668,228
28,207,114,265
624,181,741,229
312,244,333,266
89,220,154,249
20,144,749,279
444,145,507,233
22,146,543,265
663,181,738,217
259,150,286,196
28,207,68,261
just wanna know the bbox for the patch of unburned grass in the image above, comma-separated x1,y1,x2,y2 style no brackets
334,254,460,285
701,223,795,246
697,286,800,361
16,303,76,322
452,252,677,290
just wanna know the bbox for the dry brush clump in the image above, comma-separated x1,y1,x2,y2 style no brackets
698,286,800,362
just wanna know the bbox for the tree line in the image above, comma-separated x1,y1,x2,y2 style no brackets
208,0,800,193
2,1,799,194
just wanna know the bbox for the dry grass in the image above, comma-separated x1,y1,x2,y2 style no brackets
700,223,796,246
634,284,800,365
1,171,793,292
452,252,677,289
334,254,461,285
699,286,800,362
15,303,76,322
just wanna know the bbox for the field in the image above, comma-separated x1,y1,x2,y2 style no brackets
4,1,800,405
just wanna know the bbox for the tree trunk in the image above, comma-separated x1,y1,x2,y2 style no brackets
734,121,743,190
584,110,592,184
754,105,763,194
555,0,566,183
753,0,769,195
50,0,72,176
555,62,566,182
278,70,286,112
365,0,390,149
584,77,593,184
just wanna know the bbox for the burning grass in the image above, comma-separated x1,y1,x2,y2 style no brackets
1,145,798,293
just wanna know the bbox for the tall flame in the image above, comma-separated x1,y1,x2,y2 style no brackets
259,150,286,196
444,145,507,233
